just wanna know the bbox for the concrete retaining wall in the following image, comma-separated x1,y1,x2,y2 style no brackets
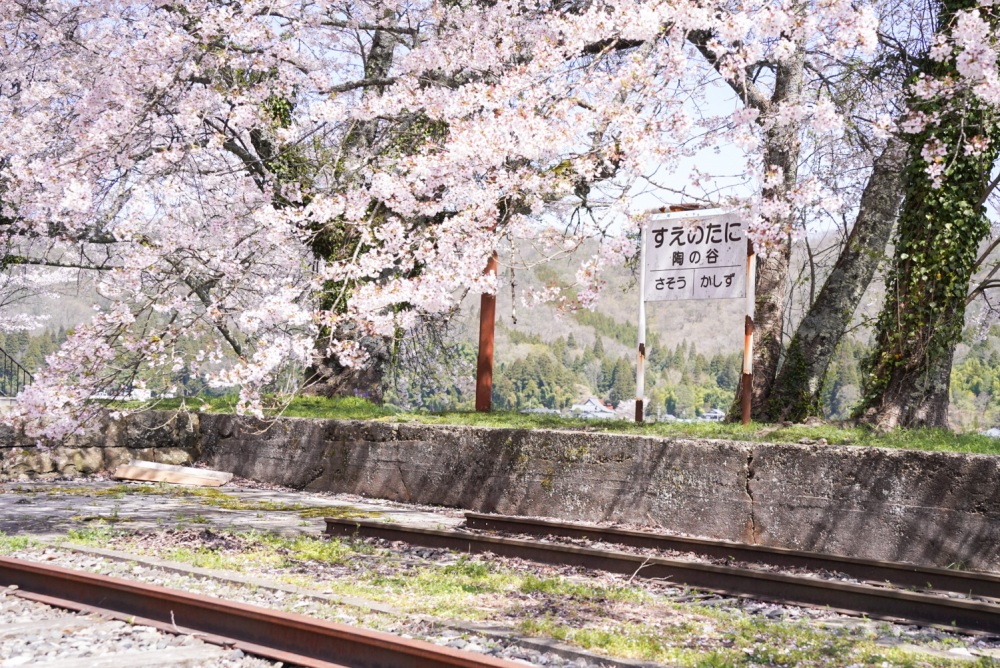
0,412,201,479
4,410,1000,572
197,414,1000,571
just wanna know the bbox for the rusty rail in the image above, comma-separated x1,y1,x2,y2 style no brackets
325,518,1000,634
0,555,520,668
463,512,1000,600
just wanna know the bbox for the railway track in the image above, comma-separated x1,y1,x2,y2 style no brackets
0,555,523,668
0,592,244,668
463,512,1000,599
325,515,1000,635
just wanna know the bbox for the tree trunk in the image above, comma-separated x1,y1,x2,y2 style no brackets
303,332,392,403
728,48,805,421
305,24,400,401
742,246,791,419
857,0,1000,429
768,136,907,422
860,340,955,430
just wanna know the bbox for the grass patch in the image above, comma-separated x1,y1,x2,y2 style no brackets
519,614,993,667
0,531,35,553
175,487,381,519
65,527,362,572
116,395,397,420
109,393,1000,455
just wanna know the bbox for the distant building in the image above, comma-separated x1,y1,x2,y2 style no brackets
700,408,726,422
91,387,152,401
520,407,561,415
568,397,615,419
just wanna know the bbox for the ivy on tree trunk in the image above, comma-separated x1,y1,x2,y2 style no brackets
857,0,1000,429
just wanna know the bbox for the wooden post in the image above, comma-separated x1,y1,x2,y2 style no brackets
475,251,499,412
636,224,646,423
741,239,756,425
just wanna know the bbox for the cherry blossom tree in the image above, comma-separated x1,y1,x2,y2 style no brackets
0,0,882,439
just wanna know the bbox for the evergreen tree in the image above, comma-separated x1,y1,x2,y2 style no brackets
598,357,616,394
609,357,636,406
592,336,604,358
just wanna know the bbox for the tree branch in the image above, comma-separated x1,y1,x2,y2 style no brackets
687,30,772,113
321,77,398,95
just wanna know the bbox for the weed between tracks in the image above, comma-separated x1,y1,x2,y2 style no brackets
28,526,997,668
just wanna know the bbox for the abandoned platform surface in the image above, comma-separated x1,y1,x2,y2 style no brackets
0,479,464,539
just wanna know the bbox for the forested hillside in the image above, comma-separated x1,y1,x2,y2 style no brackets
0,328,68,376
423,246,1000,427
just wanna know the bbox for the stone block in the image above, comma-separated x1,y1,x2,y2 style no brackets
202,415,326,488
0,423,20,448
101,447,132,470
326,420,398,443
152,447,194,466
2,447,55,475
122,411,200,452
313,427,752,537
51,447,104,475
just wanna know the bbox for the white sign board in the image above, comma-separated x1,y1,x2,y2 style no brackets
643,210,746,302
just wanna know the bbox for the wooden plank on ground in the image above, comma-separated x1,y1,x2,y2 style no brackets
111,460,232,487
123,460,233,483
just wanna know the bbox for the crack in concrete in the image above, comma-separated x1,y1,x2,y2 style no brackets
745,448,757,545
397,462,412,502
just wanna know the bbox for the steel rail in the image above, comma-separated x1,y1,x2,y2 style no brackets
463,512,1000,600
0,555,521,668
326,518,1000,634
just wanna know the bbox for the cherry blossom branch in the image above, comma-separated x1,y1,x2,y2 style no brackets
687,30,772,113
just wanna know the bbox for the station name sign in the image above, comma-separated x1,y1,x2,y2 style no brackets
643,211,746,302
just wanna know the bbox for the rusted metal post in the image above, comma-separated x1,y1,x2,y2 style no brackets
475,251,499,412
636,224,646,423
741,239,756,425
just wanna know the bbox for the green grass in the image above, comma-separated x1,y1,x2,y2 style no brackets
0,532,36,552
116,395,397,420
122,395,1000,456
65,527,362,572
520,614,996,667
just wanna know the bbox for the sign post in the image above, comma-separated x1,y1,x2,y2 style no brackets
475,251,499,412
636,208,750,423
636,225,647,423
742,240,756,425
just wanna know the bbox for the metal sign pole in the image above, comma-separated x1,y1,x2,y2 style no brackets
475,251,499,412
741,239,756,425
636,224,646,423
